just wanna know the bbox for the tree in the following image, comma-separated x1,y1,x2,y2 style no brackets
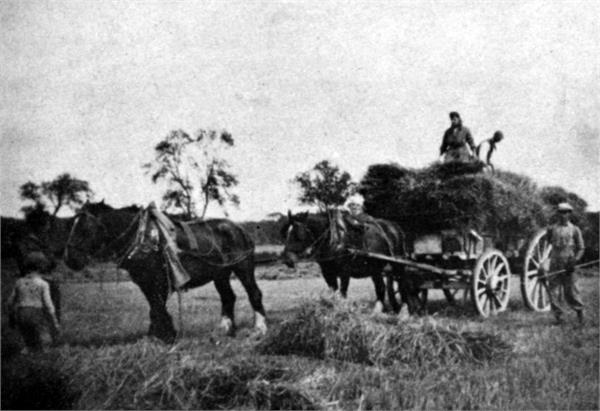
294,160,356,211
19,173,93,217
144,128,239,219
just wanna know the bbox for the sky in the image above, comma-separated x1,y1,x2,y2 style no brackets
1,0,599,221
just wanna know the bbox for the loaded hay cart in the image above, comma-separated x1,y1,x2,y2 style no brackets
355,161,574,317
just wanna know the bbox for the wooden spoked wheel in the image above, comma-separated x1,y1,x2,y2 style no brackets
521,230,552,312
472,249,511,317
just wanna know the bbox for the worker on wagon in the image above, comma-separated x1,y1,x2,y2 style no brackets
543,202,585,325
7,252,61,353
440,111,476,163
476,130,504,171
346,195,365,218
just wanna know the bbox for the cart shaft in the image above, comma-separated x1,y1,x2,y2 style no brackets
349,249,464,277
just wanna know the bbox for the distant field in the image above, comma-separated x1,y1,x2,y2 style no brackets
2,262,598,410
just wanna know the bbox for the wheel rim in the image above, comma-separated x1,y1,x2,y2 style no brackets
521,230,552,312
473,250,511,317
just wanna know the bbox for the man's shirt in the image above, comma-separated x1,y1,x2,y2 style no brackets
440,126,475,154
547,222,584,261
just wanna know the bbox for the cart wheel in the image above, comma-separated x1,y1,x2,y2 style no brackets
472,249,511,317
521,230,552,312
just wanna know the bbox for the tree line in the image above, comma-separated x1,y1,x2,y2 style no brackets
19,127,356,223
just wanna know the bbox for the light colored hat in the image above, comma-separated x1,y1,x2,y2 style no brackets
557,202,573,212
345,194,364,207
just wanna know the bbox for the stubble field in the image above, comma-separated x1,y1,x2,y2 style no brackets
2,261,598,410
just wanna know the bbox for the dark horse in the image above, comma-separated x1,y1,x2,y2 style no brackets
281,210,409,313
64,201,266,342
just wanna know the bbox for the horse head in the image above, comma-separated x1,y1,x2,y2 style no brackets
281,210,326,268
64,203,111,270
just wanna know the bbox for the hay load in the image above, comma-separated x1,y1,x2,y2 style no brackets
358,162,552,237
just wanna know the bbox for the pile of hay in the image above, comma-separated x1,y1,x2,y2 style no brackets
358,162,548,237
258,297,512,368
18,342,316,410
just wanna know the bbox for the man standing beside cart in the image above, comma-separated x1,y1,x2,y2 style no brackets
543,202,585,325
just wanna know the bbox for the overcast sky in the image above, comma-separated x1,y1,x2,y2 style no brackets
1,1,599,221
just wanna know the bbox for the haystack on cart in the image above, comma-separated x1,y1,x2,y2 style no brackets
354,227,552,317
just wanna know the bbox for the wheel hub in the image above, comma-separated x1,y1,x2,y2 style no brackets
486,274,498,292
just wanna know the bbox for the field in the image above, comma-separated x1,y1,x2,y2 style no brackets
2,261,599,410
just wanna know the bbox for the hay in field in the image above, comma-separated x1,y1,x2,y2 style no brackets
358,162,547,237
258,297,512,367
1,355,79,410
43,341,316,410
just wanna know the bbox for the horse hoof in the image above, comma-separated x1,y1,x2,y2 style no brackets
332,290,344,300
398,305,410,320
254,312,268,335
218,316,234,336
373,301,385,314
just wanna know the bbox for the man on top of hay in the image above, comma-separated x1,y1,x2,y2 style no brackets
440,111,476,163
544,202,585,325
476,130,504,171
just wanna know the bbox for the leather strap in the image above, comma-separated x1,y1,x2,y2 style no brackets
179,221,199,251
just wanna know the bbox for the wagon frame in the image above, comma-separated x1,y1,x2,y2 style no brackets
351,227,553,317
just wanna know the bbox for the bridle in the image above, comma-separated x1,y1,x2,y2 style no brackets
64,209,144,263
285,218,338,260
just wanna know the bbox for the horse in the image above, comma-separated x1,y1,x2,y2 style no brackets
281,210,411,313
64,201,267,342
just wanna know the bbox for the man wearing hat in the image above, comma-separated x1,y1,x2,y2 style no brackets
440,111,476,163
476,130,504,171
544,202,585,324
7,252,61,352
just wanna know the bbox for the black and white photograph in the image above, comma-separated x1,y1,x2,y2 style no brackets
1,1,598,409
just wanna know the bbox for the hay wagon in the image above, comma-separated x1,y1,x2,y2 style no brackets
352,227,552,317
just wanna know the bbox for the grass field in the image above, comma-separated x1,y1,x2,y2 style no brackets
2,262,598,410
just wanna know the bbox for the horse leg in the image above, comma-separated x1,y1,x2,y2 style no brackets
386,266,401,313
148,293,176,343
214,277,236,336
371,269,386,314
339,274,350,298
136,276,176,343
233,262,267,334
320,262,339,294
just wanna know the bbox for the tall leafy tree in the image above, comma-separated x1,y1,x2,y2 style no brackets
144,128,239,219
19,173,93,217
294,160,356,211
